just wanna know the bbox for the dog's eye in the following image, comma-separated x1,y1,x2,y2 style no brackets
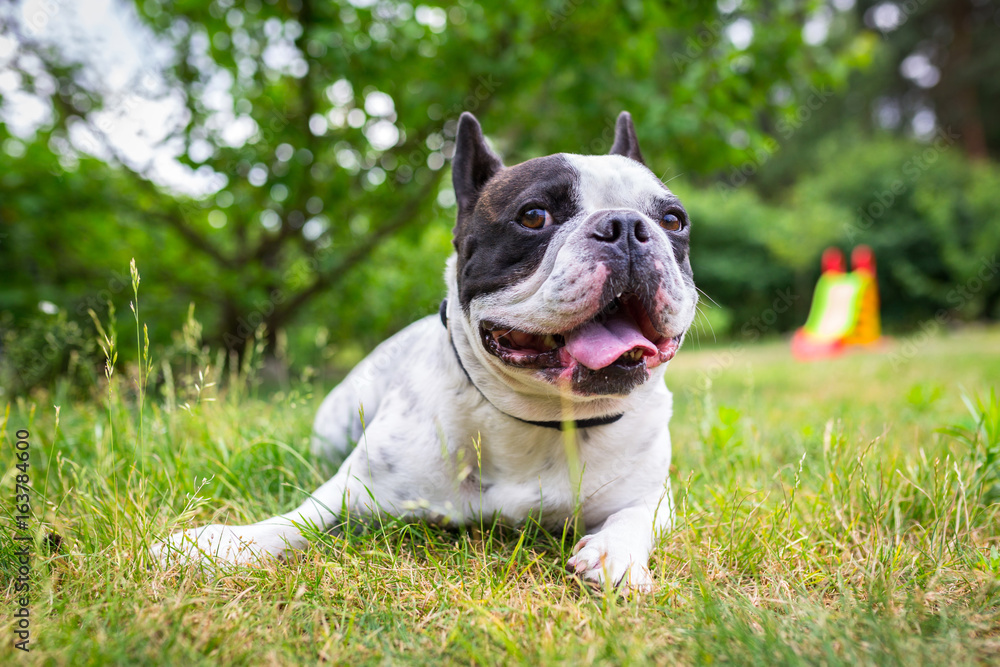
659,212,684,232
518,208,552,229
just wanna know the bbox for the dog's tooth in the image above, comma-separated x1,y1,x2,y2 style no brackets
543,334,557,350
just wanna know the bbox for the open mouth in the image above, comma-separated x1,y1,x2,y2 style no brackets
479,294,682,377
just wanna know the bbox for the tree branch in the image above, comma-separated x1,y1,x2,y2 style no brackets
267,172,443,331
141,204,237,269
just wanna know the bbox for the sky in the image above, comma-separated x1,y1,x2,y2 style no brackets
0,0,417,196
2,0,237,195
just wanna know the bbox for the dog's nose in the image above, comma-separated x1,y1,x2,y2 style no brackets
591,211,650,245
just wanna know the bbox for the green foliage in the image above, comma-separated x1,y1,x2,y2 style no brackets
681,132,1000,339
3,0,999,393
939,389,1000,505
1,0,862,392
0,309,99,396
852,0,999,161
680,184,802,338
790,134,1000,325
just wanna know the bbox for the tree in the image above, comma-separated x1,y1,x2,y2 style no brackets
853,0,998,160
1,0,862,368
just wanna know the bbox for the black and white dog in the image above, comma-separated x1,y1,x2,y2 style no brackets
153,112,698,591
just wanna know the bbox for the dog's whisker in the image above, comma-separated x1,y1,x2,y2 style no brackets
695,287,721,309
694,303,717,343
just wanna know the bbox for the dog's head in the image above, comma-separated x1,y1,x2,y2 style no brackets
448,112,697,404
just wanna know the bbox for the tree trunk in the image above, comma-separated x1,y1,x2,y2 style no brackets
944,0,988,160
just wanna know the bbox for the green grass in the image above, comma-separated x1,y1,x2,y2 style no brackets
3,325,1000,665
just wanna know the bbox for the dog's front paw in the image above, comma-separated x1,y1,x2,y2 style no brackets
150,524,286,568
566,533,653,593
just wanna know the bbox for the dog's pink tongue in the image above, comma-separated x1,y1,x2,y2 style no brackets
564,310,657,370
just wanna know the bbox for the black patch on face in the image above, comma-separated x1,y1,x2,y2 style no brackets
452,155,580,312
655,200,693,285
663,203,694,293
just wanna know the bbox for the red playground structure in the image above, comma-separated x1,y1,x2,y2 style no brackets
791,246,883,361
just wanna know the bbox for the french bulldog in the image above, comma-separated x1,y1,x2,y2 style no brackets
152,111,698,591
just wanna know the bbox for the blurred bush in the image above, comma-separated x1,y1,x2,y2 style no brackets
674,133,1000,339
790,134,1000,326
0,310,99,396
680,186,801,339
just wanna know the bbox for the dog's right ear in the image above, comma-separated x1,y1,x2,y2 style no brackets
609,111,645,165
452,112,503,212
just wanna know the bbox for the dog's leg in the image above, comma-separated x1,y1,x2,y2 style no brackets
565,479,674,593
151,382,445,568
151,453,378,567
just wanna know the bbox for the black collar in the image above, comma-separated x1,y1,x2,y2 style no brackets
440,299,624,431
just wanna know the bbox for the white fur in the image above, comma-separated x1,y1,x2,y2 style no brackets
151,155,694,593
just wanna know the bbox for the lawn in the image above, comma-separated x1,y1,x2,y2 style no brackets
2,324,999,665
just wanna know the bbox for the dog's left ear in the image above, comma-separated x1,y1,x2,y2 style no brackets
453,112,504,212
609,111,645,165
